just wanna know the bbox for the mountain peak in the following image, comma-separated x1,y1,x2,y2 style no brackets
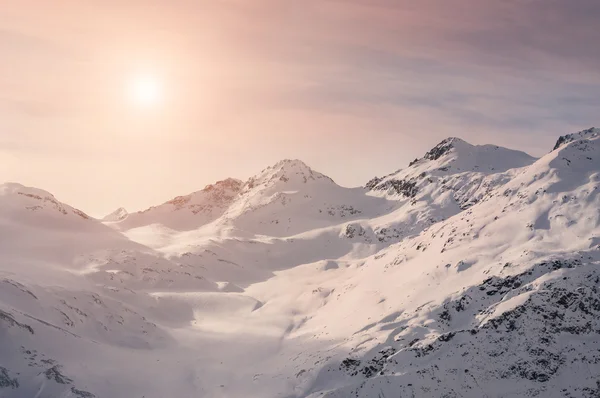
0,182,91,220
552,127,599,151
412,136,534,171
1,182,55,199
102,207,129,222
244,159,334,191
271,159,313,172
367,137,536,197
422,137,473,162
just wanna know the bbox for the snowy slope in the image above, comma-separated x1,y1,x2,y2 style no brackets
220,159,394,237
119,159,396,288
0,184,224,398
365,137,537,204
111,178,243,232
0,128,599,398
298,128,600,397
101,207,128,222
357,137,538,246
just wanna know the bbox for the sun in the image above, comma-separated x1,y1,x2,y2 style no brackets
129,75,162,107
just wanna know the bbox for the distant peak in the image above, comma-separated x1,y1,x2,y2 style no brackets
260,159,321,177
552,127,599,151
270,159,312,170
0,182,91,220
442,136,469,145
2,182,25,189
102,207,129,222
0,182,55,199
423,137,472,162
163,178,243,208
245,159,334,190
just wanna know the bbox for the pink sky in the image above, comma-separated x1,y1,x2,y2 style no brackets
1,0,598,216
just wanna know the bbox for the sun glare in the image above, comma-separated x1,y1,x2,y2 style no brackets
129,75,161,107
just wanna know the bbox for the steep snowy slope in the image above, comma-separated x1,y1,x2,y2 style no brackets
0,183,215,290
0,183,128,269
291,128,600,397
112,178,243,231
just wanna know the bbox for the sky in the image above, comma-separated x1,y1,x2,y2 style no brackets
1,0,599,216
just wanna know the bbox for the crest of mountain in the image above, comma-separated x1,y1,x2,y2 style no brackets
111,178,243,231
358,138,538,246
220,159,391,237
244,159,335,190
0,183,159,271
226,159,336,214
0,182,91,224
102,207,129,222
366,137,537,197
552,126,598,151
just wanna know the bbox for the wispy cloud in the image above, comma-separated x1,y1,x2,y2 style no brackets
0,0,598,214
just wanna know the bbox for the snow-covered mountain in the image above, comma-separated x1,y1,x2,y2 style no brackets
220,159,393,236
102,207,128,222
303,127,600,397
358,137,537,246
0,128,599,398
366,137,536,205
1,182,92,223
111,177,243,231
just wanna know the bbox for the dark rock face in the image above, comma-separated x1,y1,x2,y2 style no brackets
340,347,396,378
365,137,470,196
553,127,597,151
553,135,570,151
0,310,34,334
0,367,19,389
367,179,418,198
344,224,367,240
44,365,73,384
365,177,384,191
71,387,96,398
364,137,464,197
340,358,361,374
424,138,457,161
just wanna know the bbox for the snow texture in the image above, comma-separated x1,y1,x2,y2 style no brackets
0,128,599,397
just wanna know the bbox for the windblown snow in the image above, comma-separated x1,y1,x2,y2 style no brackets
1,128,599,397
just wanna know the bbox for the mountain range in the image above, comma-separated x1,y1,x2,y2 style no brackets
0,127,599,397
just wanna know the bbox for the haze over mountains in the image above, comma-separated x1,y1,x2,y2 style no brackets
0,128,599,397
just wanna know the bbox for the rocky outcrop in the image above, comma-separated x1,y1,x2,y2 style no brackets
553,127,598,151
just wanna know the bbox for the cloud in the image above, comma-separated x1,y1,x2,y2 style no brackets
0,0,598,214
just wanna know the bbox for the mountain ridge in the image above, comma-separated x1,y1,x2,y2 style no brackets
0,128,598,398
